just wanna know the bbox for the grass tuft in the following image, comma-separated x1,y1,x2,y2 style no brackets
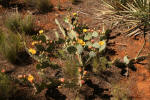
5,12,36,35
0,29,24,63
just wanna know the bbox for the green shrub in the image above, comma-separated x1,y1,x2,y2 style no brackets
24,0,53,13
0,29,24,63
70,0,79,4
5,12,36,35
36,0,53,13
21,14,36,35
5,13,21,33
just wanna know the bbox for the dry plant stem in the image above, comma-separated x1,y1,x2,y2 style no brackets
125,24,142,35
135,26,146,59
32,83,37,95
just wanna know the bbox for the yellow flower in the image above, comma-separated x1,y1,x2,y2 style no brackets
29,48,36,55
81,42,85,45
77,39,85,45
99,41,105,46
39,30,44,35
31,41,38,46
83,29,88,33
27,74,34,83
77,39,83,44
73,13,77,16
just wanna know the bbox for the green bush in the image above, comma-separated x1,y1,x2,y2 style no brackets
24,0,53,13
21,14,35,35
36,0,53,13
0,29,24,63
70,0,80,4
5,13,21,33
5,13,36,35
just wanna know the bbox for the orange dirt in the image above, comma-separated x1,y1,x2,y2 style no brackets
35,0,70,30
1,0,150,99
131,65,150,100
51,0,69,6
110,33,150,100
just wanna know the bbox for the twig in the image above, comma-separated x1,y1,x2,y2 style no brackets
135,25,146,59
77,11,89,16
124,25,139,34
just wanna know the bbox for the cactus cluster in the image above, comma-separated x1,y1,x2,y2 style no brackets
55,14,111,87
26,13,112,93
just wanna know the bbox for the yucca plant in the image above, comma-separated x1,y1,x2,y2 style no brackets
102,0,150,35
102,0,150,58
